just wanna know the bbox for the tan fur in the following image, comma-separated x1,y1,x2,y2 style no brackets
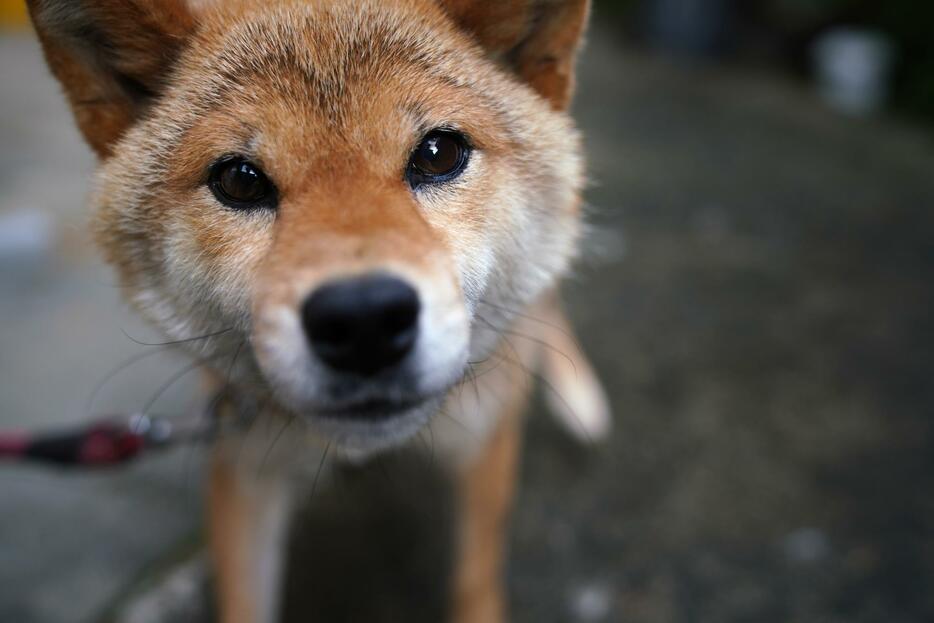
27,0,606,620
451,358,528,623
441,0,590,110
27,0,194,156
209,438,295,623
208,453,260,623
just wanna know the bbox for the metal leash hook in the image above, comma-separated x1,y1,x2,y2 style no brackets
0,412,216,468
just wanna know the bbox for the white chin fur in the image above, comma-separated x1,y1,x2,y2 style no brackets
309,395,446,458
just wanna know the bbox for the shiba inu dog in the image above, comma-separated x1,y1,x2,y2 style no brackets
26,0,610,620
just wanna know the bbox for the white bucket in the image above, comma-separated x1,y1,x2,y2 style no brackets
812,27,895,116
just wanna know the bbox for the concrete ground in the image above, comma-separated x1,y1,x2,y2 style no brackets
2,22,934,623
0,33,205,623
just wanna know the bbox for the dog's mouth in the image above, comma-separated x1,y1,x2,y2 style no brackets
311,395,432,421
250,277,471,451
286,389,449,454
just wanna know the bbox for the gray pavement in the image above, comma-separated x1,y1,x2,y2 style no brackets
0,34,206,623
2,22,934,623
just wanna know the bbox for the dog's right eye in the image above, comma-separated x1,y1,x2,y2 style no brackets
208,157,276,210
407,130,470,189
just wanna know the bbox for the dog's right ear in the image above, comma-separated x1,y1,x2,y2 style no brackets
439,0,590,111
26,0,195,157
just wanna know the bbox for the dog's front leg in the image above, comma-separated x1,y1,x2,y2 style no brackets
451,413,522,623
208,441,293,623
449,359,530,623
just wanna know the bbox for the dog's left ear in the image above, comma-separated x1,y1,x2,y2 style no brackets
439,0,590,110
26,0,195,157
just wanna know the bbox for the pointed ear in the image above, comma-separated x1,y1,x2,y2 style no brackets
26,0,195,157
439,0,590,110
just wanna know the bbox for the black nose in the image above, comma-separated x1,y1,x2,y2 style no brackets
301,275,420,376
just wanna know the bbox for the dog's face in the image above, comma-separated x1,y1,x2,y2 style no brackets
29,0,588,452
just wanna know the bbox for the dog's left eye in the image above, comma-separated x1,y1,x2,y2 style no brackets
407,130,470,188
208,158,276,210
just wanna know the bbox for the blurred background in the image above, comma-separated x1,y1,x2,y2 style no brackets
1,0,933,621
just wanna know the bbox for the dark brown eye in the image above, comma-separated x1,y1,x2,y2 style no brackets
209,157,276,209
407,130,470,188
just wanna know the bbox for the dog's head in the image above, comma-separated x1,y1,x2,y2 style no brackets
29,0,589,452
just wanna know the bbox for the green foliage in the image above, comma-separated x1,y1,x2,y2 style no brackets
872,1,934,121
769,0,851,21
594,0,934,121
593,0,641,14
767,0,934,120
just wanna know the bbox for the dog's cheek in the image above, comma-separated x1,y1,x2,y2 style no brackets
486,116,583,307
432,213,497,308
160,198,276,330
412,152,502,307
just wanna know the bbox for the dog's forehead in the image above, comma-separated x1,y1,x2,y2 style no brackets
161,2,510,180
190,2,478,107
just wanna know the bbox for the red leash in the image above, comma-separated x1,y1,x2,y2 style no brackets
0,413,213,468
